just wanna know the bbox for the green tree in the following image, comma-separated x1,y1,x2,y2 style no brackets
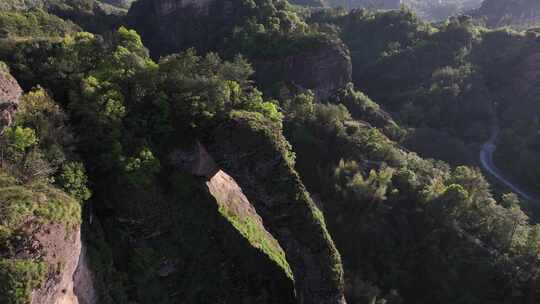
123,147,160,187
57,162,91,202
2,126,37,155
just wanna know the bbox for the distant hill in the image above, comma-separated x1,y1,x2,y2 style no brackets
294,0,482,21
472,0,540,28
406,0,482,21
289,0,327,7
315,0,402,10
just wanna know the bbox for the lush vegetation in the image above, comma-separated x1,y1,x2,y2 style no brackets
473,0,540,28
2,1,540,304
281,86,540,303
127,0,335,60
0,83,85,303
1,23,304,302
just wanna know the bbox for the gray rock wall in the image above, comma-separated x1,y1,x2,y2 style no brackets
0,65,22,132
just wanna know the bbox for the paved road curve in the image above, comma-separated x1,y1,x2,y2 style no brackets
480,124,537,202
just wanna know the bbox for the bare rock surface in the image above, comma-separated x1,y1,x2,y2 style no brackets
0,64,22,132
31,225,81,304
72,243,97,304
254,41,352,100
208,113,347,304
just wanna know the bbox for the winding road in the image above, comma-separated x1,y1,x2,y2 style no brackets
479,123,537,203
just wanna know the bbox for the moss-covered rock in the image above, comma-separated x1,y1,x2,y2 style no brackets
208,111,346,304
209,169,293,278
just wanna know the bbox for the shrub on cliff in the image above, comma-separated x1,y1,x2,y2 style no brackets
0,258,47,304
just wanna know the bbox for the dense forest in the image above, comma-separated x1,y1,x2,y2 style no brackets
1,0,540,304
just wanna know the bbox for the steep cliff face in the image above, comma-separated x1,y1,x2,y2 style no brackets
31,226,81,304
126,0,233,57
0,63,22,132
23,216,96,304
85,141,296,303
127,0,352,99
0,69,96,304
472,0,540,28
254,40,352,100
206,111,346,304
172,142,293,277
0,173,86,304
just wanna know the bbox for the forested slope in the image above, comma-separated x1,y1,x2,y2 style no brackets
2,1,540,304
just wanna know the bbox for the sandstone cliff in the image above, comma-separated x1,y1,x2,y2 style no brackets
206,111,346,304
0,172,93,304
0,63,22,132
172,142,293,278
127,0,352,100
126,0,226,57
31,226,82,304
25,214,96,304
0,69,96,304
171,112,348,303
254,40,352,100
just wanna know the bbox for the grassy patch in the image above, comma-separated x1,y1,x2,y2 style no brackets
218,204,293,279
0,171,81,303
0,174,81,241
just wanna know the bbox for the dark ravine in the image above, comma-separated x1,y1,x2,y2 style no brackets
30,225,81,304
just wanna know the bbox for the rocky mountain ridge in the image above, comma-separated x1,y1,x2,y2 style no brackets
472,0,540,28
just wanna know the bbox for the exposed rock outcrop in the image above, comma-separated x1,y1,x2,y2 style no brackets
152,0,211,15
173,142,293,277
73,244,98,304
170,113,347,304
172,141,219,178
0,170,90,304
31,226,82,304
254,41,352,100
206,112,346,304
126,0,224,57
0,63,22,132
127,0,352,100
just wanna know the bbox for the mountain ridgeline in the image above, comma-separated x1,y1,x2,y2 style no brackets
289,0,483,21
2,0,540,304
472,0,540,28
